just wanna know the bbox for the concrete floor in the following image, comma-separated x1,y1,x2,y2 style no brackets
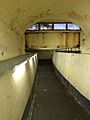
32,60,90,120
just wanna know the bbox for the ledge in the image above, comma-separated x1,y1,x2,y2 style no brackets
0,53,36,74
25,30,80,34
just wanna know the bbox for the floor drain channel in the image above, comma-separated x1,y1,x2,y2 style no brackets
27,94,36,120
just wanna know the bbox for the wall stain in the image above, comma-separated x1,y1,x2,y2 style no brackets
0,44,7,56
30,10,51,20
2,52,4,56
67,11,88,21
10,8,21,31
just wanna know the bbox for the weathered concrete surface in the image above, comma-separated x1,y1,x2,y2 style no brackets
32,60,90,120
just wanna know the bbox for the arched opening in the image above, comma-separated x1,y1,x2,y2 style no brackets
25,22,81,59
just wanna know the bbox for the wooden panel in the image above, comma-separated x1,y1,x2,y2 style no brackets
67,33,75,48
26,31,80,49
74,33,80,47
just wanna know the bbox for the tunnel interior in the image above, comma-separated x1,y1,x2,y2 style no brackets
0,0,90,120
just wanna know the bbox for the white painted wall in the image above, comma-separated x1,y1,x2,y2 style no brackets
52,52,90,100
0,54,38,120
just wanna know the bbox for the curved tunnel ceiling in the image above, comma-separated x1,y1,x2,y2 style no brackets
0,0,90,59
0,0,90,33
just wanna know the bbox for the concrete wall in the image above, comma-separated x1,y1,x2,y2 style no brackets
0,54,38,120
52,51,90,101
0,21,25,61
26,31,80,49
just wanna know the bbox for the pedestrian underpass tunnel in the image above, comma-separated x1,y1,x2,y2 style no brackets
0,0,90,120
